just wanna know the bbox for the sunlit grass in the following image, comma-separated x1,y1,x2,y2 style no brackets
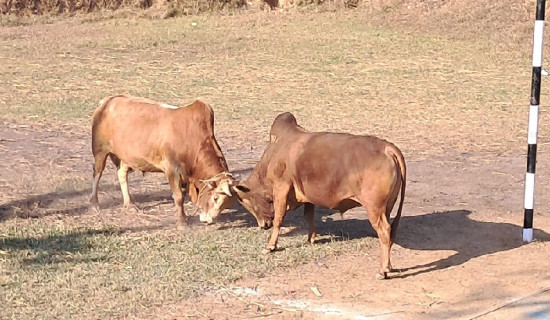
0,218,375,319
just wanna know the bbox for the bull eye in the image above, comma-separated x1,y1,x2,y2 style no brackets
213,194,219,202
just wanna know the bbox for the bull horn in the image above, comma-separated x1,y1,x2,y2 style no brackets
220,181,232,197
232,184,250,197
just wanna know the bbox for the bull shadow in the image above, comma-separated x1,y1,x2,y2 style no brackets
0,183,175,222
224,206,550,278
390,210,550,278
328,209,549,278
0,228,121,265
0,224,172,266
0,187,100,222
216,206,262,228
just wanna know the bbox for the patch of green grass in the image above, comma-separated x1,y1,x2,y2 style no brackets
0,219,375,319
5,98,94,121
0,14,57,27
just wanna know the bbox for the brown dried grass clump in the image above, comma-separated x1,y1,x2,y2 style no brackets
0,0,249,16
0,0,536,20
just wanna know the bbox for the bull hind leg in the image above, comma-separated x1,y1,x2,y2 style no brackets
386,197,399,249
364,202,392,280
166,171,186,230
109,154,121,184
90,151,109,212
385,179,402,246
304,203,317,244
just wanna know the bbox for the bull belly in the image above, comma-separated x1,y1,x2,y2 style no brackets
115,155,163,173
129,160,163,173
304,195,361,213
331,198,362,213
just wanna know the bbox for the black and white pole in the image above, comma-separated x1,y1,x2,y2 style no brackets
524,0,546,243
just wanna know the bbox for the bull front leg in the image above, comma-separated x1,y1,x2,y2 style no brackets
263,185,290,254
117,161,133,209
166,171,186,230
304,203,317,244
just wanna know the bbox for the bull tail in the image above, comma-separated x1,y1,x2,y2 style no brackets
91,95,118,131
93,96,114,119
386,144,406,243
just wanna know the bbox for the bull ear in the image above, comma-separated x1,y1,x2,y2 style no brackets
218,180,232,197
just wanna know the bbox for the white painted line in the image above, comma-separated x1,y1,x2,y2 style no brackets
231,286,260,296
230,286,400,319
272,298,379,319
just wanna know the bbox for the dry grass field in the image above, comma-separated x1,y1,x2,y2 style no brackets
1,1,550,319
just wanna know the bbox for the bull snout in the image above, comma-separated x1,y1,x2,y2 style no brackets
199,213,214,225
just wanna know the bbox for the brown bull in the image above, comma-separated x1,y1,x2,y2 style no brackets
89,94,235,228
234,112,406,279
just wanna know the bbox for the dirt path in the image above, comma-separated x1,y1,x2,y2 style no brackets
143,153,550,320
1,121,549,319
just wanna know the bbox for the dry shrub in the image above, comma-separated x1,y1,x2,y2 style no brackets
0,0,534,31
0,0,428,15
0,0,249,15
157,0,248,17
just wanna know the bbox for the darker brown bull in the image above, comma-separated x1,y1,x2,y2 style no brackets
234,112,406,279
90,94,235,228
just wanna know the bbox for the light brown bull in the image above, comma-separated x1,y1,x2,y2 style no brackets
90,94,235,228
234,112,406,279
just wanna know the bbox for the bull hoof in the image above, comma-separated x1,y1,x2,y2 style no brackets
90,203,100,213
122,204,139,213
375,272,387,280
176,221,187,231
262,246,276,254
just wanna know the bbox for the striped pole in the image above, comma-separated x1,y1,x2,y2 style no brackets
524,0,546,243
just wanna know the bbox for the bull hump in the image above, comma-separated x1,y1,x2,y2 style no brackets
158,103,181,109
127,96,182,110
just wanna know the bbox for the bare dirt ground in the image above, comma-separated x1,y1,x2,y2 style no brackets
2,117,549,320
156,154,550,320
